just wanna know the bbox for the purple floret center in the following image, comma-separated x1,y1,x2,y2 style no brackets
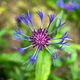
30,28,49,49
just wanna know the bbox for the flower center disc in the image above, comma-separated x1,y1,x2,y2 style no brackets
30,28,49,49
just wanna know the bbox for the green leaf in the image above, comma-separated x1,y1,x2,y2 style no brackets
0,39,8,49
0,53,24,63
45,0,56,9
53,58,62,67
0,27,10,37
35,49,51,80
50,74,64,80
62,46,77,64
48,10,63,37
70,43,80,51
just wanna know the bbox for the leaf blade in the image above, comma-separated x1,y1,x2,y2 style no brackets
48,10,64,37
35,49,51,80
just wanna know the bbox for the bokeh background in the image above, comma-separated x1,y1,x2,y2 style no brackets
0,0,80,80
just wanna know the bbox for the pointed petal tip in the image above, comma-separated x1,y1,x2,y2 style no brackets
16,16,21,22
29,56,36,63
49,14,54,23
51,53,57,60
37,10,43,22
18,48,24,53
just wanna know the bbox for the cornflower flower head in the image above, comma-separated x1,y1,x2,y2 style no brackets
56,0,80,11
14,10,70,64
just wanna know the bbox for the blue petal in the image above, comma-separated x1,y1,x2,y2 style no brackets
27,12,31,23
27,11,33,26
16,27,30,38
18,45,32,53
49,32,68,45
13,30,29,41
56,0,64,8
29,47,39,63
18,48,24,53
16,13,34,31
20,12,32,25
51,53,57,60
16,15,29,26
14,30,23,40
50,18,62,34
48,14,54,28
62,32,68,39
55,32,68,44
20,14,29,26
37,11,43,22
16,16,21,22
13,35,22,40
73,1,80,9
22,12,34,30
61,32,72,41
29,56,36,63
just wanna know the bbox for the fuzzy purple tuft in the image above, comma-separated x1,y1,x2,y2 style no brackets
30,28,49,49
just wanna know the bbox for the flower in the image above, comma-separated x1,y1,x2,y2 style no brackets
14,10,70,63
56,0,80,11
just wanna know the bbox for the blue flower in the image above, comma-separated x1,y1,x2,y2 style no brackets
56,0,80,11
14,10,70,63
